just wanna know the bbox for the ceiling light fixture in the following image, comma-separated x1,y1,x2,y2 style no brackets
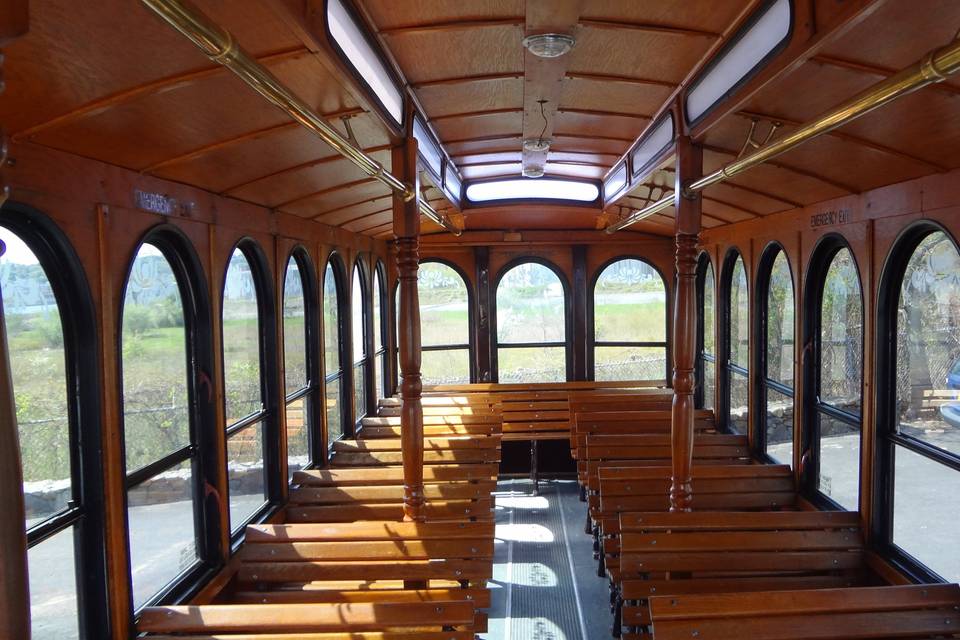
522,164,545,178
522,33,575,59
522,137,552,153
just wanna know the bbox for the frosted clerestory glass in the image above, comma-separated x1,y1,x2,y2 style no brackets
466,179,599,203
686,0,791,124
327,0,403,124
631,115,675,177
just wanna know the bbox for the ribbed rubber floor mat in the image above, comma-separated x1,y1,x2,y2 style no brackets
486,479,593,640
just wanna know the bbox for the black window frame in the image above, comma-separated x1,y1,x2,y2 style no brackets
718,249,750,434
118,224,223,614
2,202,110,638
323,252,350,451
695,253,716,410
491,257,573,383
754,242,796,464
282,246,321,478
220,238,281,541
800,234,864,511
874,221,960,582
587,255,670,383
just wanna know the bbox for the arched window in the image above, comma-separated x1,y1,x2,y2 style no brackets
591,258,668,381
696,255,716,410
721,252,749,434
419,261,471,385
222,243,276,534
351,260,368,424
1,208,107,637
495,260,569,383
372,261,388,399
878,226,960,581
804,240,862,510
121,230,217,610
323,256,347,446
757,246,795,465
283,249,318,479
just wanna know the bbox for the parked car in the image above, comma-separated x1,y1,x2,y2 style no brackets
939,358,960,428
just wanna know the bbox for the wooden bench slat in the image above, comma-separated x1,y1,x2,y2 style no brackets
138,601,477,633
236,559,492,583
241,539,495,562
289,482,494,505
285,500,493,523
230,587,492,607
620,509,860,532
294,464,499,486
246,522,495,542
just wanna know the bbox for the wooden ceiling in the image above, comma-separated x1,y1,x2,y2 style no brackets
3,0,960,239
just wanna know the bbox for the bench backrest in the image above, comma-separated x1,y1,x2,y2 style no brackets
647,584,960,640
293,464,499,486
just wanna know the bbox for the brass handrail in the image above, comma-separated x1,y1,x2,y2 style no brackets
140,0,462,236
606,35,960,234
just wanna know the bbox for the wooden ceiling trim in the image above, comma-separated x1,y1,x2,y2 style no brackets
578,19,721,40
702,143,859,194
620,195,731,226
736,110,948,172
450,147,619,160
412,72,524,89
12,46,310,141
351,211,396,234
701,195,761,219
657,164,801,209
811,54,960,98
554,132,633,143
379,17,524,36
456,158,608,169
219,144,391,196
310,193,392,221
331,205,393,228
443,133,524,145
141,106,366,174
276,177,377,209
431,108,524,122
565,71,676,89
557,108,652,119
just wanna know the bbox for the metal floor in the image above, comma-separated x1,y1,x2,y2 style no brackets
484,479,612,640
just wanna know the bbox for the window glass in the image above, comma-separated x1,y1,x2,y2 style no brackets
0,227,72,525
283,257,307,395
373,267,385,399
227,422,266,527
594,258,666,381
766,251,794,386
223,249,263,424
729,256,749,368
703,262,715,356
127,458,198,609
497,263,565,344
323,261,343,445
819,248,862,414
351,265,365,364
323,263,341,372
286,395,308,479
421,262,470,347
728,371,749,435
122,243,190,473
352,264,366,420
817,413,860,510
28,526,79,640
892,445,960,581
422,349,472,385
703,359,716,412
895,232,960,456
766,387,794,465
497,262,567,383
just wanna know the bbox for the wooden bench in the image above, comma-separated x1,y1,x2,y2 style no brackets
619,510,869,637
647,584,960,640
575,414,718,488
597,464,797,584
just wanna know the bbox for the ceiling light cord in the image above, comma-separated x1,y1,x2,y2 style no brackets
537,98,549,144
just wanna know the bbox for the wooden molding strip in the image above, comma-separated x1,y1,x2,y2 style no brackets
412,72,523,89
380,17,524,36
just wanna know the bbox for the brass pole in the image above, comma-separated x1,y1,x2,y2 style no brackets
606,35,960,233
140,0,462,236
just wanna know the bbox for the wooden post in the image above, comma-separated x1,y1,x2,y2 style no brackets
0,6,31,637
392,138,424,521
670,136,703,512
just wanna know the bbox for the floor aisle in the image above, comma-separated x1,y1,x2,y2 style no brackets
484,479,611,640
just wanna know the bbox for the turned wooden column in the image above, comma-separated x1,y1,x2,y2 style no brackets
670,136,703,512
392,138,425,521
0,5,31,638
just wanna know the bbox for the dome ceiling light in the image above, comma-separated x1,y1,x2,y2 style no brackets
522,137,552,153
522,164,546,178
522,33,576,59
